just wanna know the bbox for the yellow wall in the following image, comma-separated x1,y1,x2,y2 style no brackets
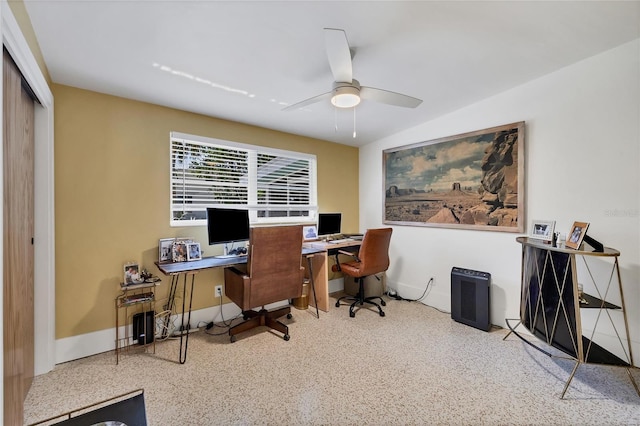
53,84,359,339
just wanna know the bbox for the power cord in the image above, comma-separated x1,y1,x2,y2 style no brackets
387,277,433,302
204,293,244,335
204,315,244,336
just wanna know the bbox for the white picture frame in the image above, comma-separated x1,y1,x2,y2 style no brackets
123,262,143,285
303,225,318,241
529,220,555,241
158,238,175,264
187,242,202,261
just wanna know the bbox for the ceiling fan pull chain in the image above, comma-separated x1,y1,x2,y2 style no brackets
334,106,338,132
353,107,357,138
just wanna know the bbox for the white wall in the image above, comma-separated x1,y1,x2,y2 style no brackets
360,39,640,364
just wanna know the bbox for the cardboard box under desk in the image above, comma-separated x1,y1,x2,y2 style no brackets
343,273,386,298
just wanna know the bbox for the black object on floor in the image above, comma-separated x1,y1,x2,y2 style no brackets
451,267,491,332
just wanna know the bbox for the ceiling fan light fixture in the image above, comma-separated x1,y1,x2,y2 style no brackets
331,86,360,108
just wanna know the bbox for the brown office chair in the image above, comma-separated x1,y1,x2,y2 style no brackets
224,225,304,342
333,227,393,317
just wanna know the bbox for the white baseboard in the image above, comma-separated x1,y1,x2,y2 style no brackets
54,302,242,366
328,277,344,294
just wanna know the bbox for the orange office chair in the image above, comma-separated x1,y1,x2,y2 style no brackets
333,228,393,317
224,225,304,342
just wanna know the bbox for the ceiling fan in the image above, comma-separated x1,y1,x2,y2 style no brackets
283,28,423,111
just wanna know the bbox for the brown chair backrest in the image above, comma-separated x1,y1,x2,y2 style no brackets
356,227,393,277
246,225,304,307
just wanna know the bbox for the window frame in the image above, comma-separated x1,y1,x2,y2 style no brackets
170,131,318,227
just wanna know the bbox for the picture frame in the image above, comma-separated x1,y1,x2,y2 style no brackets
123,262,142,285
186,242,202,261
566,221,590,250
383,121,524,233
172,241,188,262
303,225,318,241
529,220,555,241
158,238,175,263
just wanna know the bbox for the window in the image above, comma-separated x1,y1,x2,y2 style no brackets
170,132,317,226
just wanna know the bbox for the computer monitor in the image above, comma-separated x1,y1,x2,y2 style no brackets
206,207,250,246
317,213,341,236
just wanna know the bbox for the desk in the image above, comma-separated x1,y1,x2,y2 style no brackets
302,240,362,312
155,246,326,363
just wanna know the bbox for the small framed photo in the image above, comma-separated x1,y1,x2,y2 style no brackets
172,241,188,262
566,221,590,250
529,220,555,241
158,238,175,263
123,262,143,285
303,225,318,241
187,242,202,261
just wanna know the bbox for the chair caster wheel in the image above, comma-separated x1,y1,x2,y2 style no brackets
284,334,290,341
381,300,387,306
379,311,385,317
230,335,237,343
287,313,292,319
335,301,340,307
349,311,355,318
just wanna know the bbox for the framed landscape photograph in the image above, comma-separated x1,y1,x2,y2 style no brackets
529,220,555,241
383,122,524,232
566,221,590,250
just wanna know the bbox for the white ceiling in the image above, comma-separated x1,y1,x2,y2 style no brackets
23,1,640,147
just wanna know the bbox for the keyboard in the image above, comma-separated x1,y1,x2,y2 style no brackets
328,238,355,244
215,254,247,259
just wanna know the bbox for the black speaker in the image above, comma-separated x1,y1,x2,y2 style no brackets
132,311,155,345
451,267,491,332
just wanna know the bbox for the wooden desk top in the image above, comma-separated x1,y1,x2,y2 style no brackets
304,239,362,250
155,256,246,275
156,246,327,275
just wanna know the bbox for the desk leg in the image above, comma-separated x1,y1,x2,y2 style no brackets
178,273,196,364
163,275,180,339
307,252,329,312
306,256,319,319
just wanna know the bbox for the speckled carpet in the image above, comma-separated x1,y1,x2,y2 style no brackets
24,294,640,425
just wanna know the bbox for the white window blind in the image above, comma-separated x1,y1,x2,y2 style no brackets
170,132,317,226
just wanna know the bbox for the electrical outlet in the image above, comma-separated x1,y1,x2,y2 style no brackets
215,285,223,297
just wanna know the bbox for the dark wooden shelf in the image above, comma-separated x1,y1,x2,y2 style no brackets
579,293,621,310
583,336,630,366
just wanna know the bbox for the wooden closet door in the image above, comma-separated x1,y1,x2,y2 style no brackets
3,48,35,425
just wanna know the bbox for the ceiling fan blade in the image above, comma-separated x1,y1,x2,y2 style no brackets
324,28,352,83
360,86,423,108
282,91,332,111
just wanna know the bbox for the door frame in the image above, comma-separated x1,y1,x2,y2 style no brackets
1,0,55,388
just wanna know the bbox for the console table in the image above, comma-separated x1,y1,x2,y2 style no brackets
506,236,638,398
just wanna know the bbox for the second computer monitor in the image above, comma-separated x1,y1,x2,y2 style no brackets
318,213,341,236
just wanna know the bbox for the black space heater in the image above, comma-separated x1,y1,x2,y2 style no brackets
132,311,155,345
451,267,491,332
